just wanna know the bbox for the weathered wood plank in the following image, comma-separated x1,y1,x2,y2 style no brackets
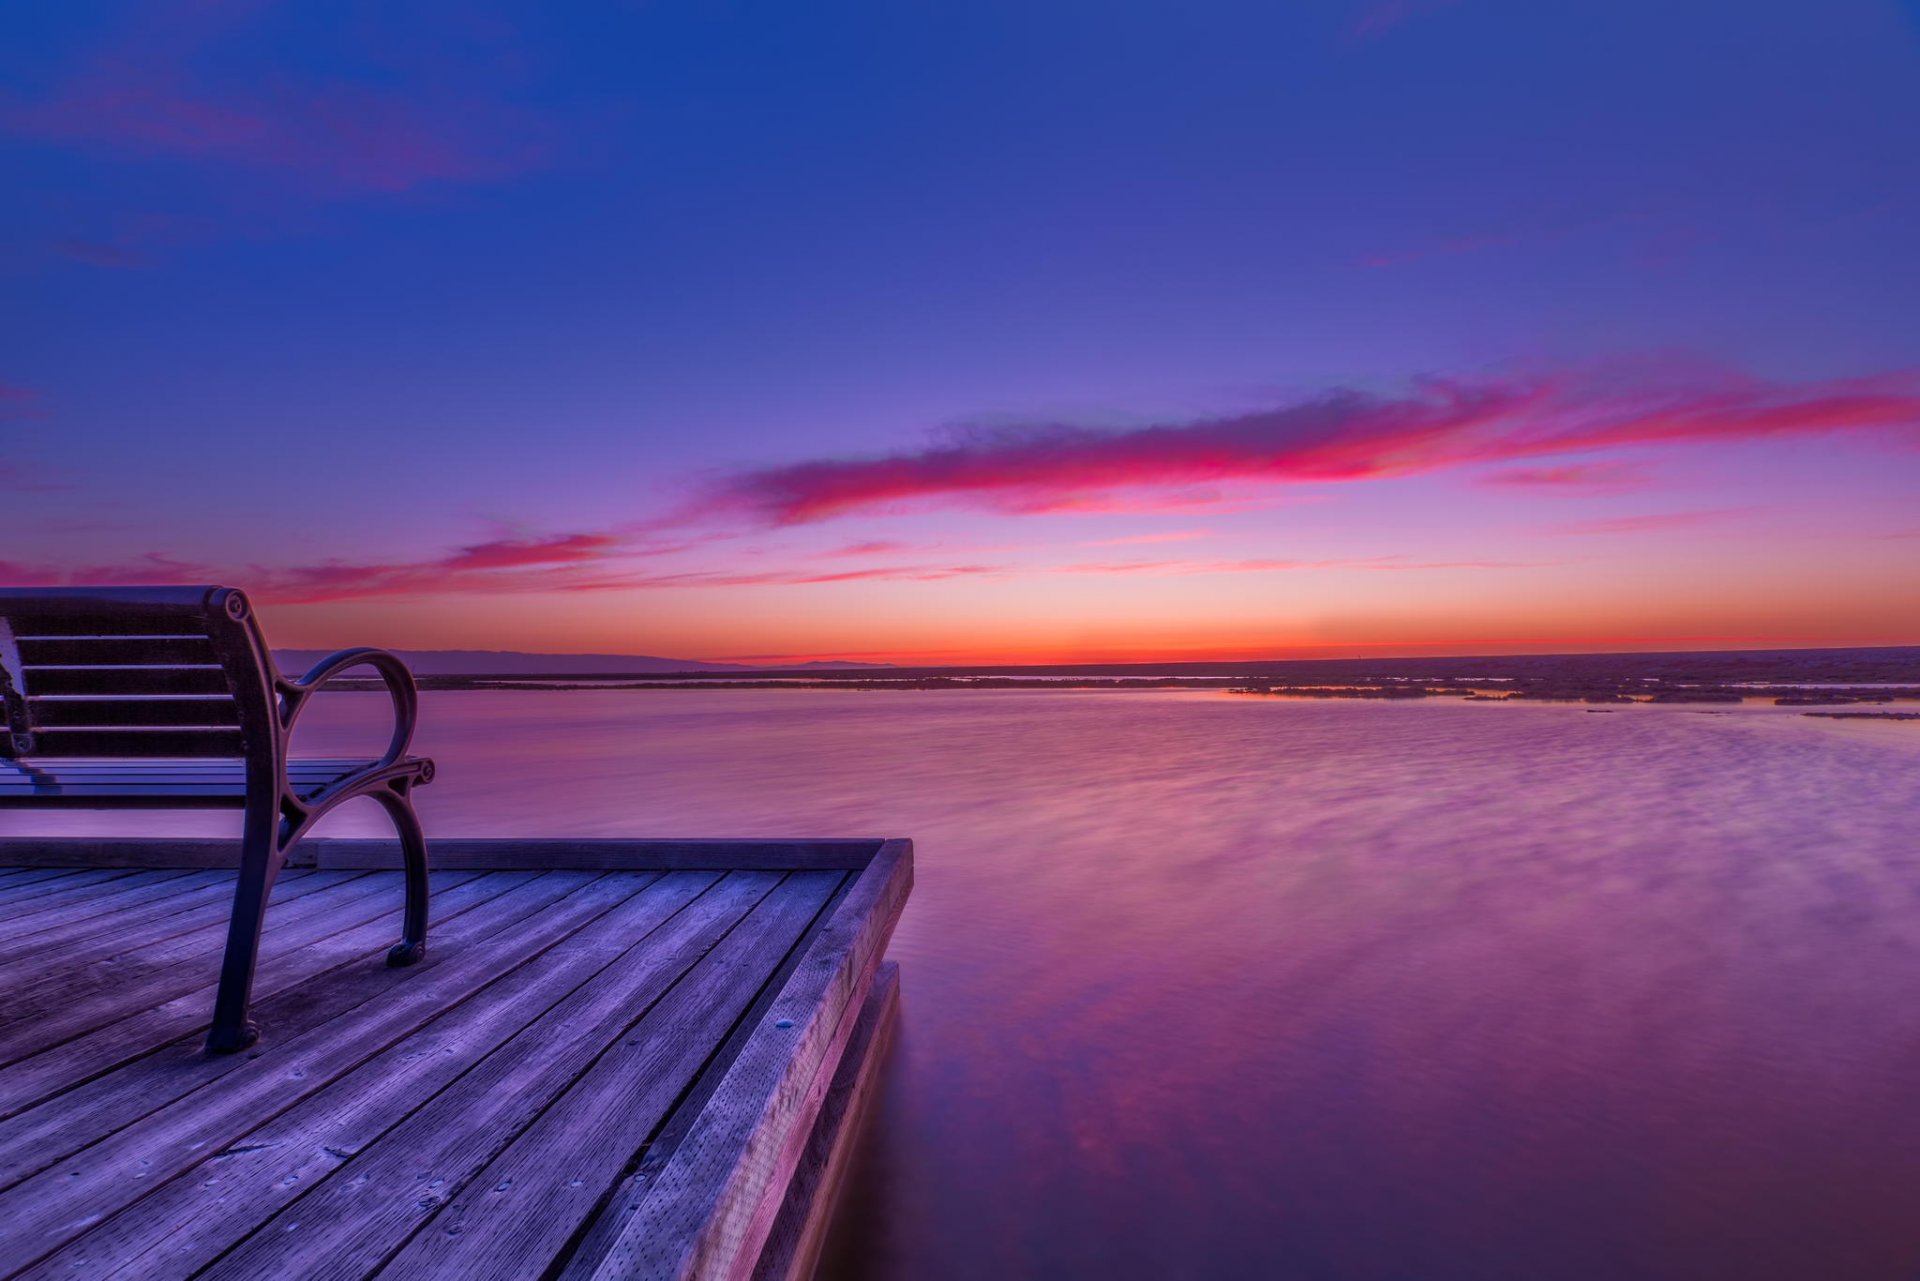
0,868,137,910
751,961,901,1281
0,872,405,1054
0,869,220,951
0,871,510,1121
599,869,855,1223
0,837,914,1280
0,837,886,871
0,868,154,927
21,871,727,1281
0,869,238,965
191,871,803,1281
0,868,346,997
360,872,846,1281
0,872,652,1271
0,840,248,867
309,841,883,872
0,872,541,1170
574,840,912,1281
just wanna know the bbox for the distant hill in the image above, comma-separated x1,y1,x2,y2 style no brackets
275,649,894,676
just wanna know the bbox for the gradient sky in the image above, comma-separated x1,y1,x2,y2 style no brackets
3,0,1917,662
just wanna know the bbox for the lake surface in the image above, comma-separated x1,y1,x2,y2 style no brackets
10,691,1920,1279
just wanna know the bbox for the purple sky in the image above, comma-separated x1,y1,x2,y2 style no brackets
3,1,1917,661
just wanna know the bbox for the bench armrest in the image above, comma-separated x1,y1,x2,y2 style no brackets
278,647,420,768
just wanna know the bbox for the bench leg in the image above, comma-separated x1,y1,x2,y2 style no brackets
206,805,280,1054
373,786,430,967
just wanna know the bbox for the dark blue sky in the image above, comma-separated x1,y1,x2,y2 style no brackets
3,1,1917,660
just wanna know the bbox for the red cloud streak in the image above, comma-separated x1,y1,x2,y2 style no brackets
8,67,543,194
0,535,639,605
1548,509,1754,536
1480,461,1651,490
0,543,1539,608
702,370,1920,525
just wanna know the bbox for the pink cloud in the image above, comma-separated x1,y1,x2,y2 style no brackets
1547,509,1754,536
10,69,543,195
437,533,621,572
557,563,1006,594
0,470,72,494
0,533,647,605
0,552,206,587
3,10,549,199
0,535,1542,608
260,534,644,601
1480,461,1653,491
0,530,1023,606
51,238,149,269
1058,557,1541,577
993,489,1278,517
697,369,1920,527
1081,529,1215,548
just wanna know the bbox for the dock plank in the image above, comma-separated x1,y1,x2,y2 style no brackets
0,836,911,1281
0,838,886,871
752,961,901,1281
0,871,404,1059
366,872,844,1281
0,871,139,910
0,869,228,961
191,872,811,1281
0,868,179,930
0,869,332,975
0,872,651,1271
0,868,366,1019
19,871,725,1281
0,871,562,1186
0,871,510,1120
578,841,911,1281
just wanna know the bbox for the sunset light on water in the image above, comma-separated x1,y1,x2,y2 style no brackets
3,2,1917,1278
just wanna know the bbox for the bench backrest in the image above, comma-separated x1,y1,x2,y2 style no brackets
0,586,276,759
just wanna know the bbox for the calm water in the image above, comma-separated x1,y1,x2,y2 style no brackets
12,691,1920,1279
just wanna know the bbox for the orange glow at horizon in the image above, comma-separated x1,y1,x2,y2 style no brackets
259,571,1920,667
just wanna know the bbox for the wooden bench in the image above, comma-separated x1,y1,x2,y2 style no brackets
0,585,434,1053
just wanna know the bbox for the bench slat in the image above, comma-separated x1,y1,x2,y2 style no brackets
19,637,218,666
8,615,213,636
22,728,246,756
26,698,241,728
20,667,230,696
6,760,365,773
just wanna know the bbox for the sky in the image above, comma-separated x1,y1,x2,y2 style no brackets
2,0,1917,664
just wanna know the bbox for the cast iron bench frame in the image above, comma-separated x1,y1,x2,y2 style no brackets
0,585,434,1053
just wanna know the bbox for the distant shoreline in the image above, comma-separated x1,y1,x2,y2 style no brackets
319,673,1920,710
307,645,1920,710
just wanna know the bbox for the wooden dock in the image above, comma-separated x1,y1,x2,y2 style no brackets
0,837,911,1280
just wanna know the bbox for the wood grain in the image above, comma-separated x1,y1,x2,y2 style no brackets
0,839,913,1280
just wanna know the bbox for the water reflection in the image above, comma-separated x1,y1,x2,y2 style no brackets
8,692,1919,1279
